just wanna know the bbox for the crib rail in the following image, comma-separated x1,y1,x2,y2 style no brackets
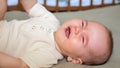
8,0,120,12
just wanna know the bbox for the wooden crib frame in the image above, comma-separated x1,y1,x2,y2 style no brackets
8,0,119,12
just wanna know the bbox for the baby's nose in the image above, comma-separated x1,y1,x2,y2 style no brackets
75,26,81,35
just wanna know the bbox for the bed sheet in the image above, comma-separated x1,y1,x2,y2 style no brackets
8,0,120,6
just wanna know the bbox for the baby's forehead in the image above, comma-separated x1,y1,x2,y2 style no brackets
89,22,108,31
86,23,109,50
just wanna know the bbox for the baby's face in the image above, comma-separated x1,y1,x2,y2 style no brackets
54,19,109,59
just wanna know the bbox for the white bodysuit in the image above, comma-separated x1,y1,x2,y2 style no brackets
0,3,63,68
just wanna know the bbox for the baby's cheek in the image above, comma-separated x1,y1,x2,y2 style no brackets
70,38,82,47
68,38,76,44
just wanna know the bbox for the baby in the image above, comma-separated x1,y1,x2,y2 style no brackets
0,0,112,68
54,19,112,64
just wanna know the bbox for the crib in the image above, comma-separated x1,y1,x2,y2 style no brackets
8,0,120,12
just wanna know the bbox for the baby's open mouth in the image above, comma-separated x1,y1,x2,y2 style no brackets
65,27,71,38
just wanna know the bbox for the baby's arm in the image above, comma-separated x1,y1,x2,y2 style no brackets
0,52,29,68
0,0,29,68
0,0,7,20
20,0,37,13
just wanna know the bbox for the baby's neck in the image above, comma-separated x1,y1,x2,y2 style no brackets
55,42,62,53
54,32,65,56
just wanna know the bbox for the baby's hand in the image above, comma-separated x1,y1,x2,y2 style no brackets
67,56,73,62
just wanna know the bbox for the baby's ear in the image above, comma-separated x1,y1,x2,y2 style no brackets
67,56,83,64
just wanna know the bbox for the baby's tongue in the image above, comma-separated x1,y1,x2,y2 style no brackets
66,27,70,38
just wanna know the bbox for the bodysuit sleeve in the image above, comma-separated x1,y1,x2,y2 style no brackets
28,3,56,19
28,2,60,27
